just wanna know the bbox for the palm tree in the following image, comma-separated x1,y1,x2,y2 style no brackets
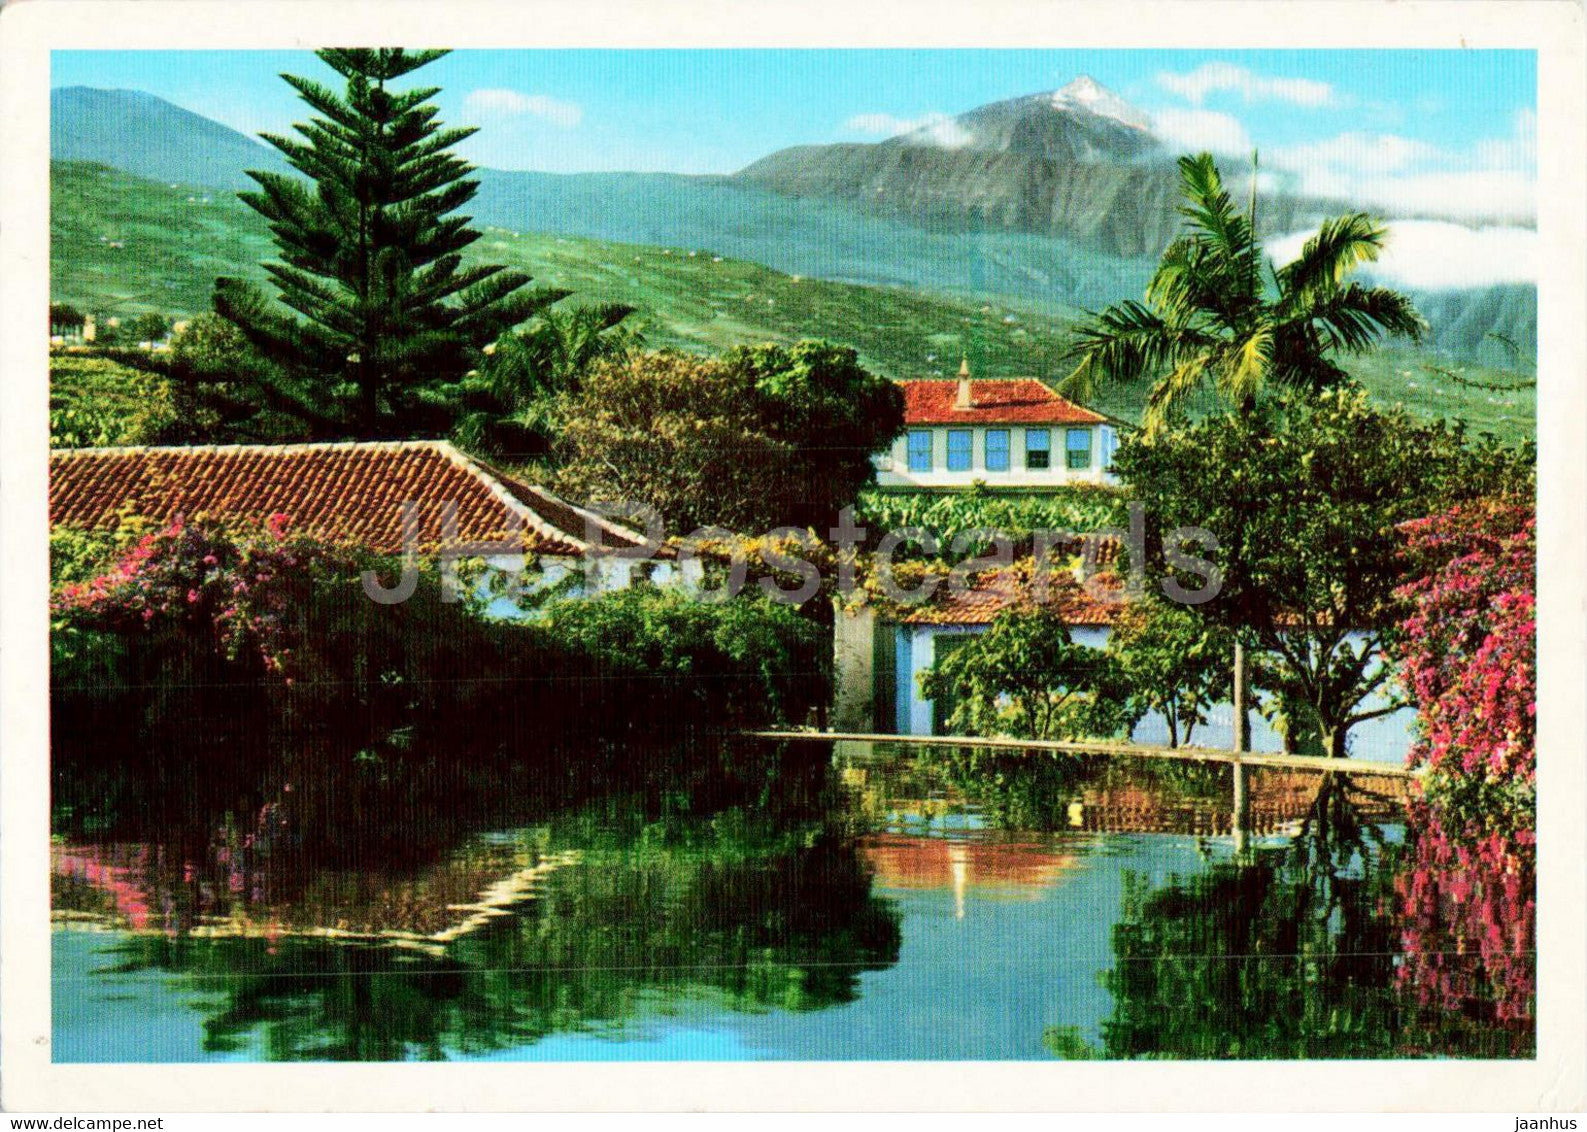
454,302,640,460
1061,152,1425,430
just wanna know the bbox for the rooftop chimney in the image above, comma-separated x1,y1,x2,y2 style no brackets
955,358,972,409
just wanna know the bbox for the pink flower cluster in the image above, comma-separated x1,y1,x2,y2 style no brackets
1395,500,1536,786
53,514,336,678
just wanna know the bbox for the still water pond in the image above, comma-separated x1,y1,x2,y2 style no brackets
52,742,1532,1061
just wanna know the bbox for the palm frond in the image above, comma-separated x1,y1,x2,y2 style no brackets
1175,154,1258,274
1143,356,1211,431
1060,301,1212,401
1275,213,1389,315
1269,322,1354,395
1217,326,1274,403
1296,283,1427,354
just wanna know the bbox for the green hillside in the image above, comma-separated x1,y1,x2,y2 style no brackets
50,160,1534,444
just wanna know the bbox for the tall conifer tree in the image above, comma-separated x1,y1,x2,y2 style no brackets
211,48,552,438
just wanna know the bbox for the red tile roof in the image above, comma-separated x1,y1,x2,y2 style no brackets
901,563,1124,627
49,441,663,558
898,378,1107,426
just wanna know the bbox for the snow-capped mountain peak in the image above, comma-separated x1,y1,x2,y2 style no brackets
1051,75,1151,132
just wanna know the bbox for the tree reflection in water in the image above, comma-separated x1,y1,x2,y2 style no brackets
55,741,903,1061
1066,774,1534,1060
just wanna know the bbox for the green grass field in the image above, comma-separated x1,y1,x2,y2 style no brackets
51,159,1535,446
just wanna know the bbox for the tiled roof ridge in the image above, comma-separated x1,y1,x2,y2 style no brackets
429,445,593,554
51,438,458,458
56,439,590,554
895,376,1049,384
50,440,612,558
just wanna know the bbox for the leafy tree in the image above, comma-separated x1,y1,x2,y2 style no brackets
1062,152,1425,430
130,311,170,345
50,302,84,336
919,606,1126,740
49,355,178,448
554,342,903,535
205,48,543,439
452,302,639,459
722,341,905,532
554,350,795,534
1113,387,1509,757
542,585,831,729
161,313,320,442
1106,596,1233,748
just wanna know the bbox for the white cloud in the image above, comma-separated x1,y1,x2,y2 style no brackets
1268,219,1536,289
1269,133,1439,176
463,88,583,128
1156,62,1336,108
843,111,973,148
1148,107,1252,156
1266,110,1537,224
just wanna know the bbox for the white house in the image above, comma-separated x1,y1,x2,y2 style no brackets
873,363,1119,488
832,565,1418,761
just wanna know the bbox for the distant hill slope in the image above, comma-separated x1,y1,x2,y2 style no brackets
50,160,1535,444
49,159,1082,393
50,86,293,190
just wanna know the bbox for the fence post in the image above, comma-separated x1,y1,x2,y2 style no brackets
1231,758,1249,853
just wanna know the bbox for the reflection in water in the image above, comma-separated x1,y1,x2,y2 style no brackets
51,741,1533,1061
1395,801,1535,1042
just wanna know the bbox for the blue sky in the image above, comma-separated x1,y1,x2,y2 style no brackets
52,49,1537,287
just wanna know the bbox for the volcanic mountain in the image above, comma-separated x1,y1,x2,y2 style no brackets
735,77,1331,258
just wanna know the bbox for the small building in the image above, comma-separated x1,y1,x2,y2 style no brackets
834,562,1418,760
48,439,699,600
873,361,1119,488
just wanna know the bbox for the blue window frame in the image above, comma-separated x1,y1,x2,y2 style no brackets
985,429,1010,472
946,429,973,472
1066,427,1093,470
1025,428,1051,470
907,430,933,472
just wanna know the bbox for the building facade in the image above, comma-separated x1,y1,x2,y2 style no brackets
832,566,1418,762
873,366,1118,488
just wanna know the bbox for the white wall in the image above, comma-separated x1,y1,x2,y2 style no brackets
477,553,705,619
874,424,1116,488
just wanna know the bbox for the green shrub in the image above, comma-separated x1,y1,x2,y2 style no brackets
51,520,827,792
542,584,830,731
50,355,179,448
855,484,1128,561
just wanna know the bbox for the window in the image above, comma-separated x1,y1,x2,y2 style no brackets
1025,428,1051,470
985,429,1010,472
1066,428,1093,470
947,429,972,472
907,430,933,472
